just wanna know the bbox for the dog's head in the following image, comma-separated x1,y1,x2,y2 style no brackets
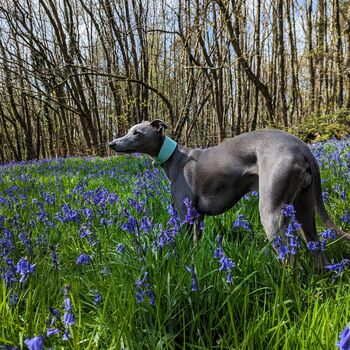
109,119,168,156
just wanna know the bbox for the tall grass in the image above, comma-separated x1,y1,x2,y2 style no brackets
0,138,350,349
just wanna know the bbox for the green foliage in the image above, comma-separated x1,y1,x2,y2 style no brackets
0,139,349,349
288,109,350,142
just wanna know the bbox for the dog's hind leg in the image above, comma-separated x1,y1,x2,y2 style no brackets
258,158,304,265
294,185,328,272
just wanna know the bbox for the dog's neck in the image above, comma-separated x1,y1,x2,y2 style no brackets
154,136,178,165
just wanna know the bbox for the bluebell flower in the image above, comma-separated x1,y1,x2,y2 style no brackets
49,245,59,267
82,208,93,220
183,198,201,226
8,291,18,305
157,226,176,250
4,268,17,285
281,204,296,217
49,307,61,320
44,192,56,205
337,324,350,350
55,203,81,223
135,272,154,304
325,259,349,275
92,289,102,305
306,241,320,252
167,204,181,232
136,272,149,289
218,255,235,273
214,235,235,283
322,190,329,202
286,221,302,236
232,214,252,232
15,258,35,282
79,226,92,238
140,217,152,233
147,289,156,305
24,335,43,350
63,296,75,326
62,328,70,341
121,213,138,235
136,288,144,303
273,236,289,261
76,252,92,265
100,217,112,225
341,211,350,224
321,229,336,240
185,264,198,292
63,312,75,326
127,198,144,213
320,229,336,251
116,243,125,254
46,328,60,337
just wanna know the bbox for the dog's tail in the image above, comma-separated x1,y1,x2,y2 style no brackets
313,162,350,240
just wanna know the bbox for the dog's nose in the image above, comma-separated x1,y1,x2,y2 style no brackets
108,142,115,149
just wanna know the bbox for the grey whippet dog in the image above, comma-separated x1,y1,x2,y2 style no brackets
109,119,350,267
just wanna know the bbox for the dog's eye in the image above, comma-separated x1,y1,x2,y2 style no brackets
133,130,141,136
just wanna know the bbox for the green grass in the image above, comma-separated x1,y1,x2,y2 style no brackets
0,138,350,349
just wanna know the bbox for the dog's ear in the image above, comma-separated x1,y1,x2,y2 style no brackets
150,119,168,133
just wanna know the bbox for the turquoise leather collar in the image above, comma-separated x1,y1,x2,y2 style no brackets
155,136,177,165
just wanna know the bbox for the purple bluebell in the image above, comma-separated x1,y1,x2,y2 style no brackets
15,258,35,282
232,214,252,232
286,221,302,236
273,236,289,261
4,268,17,285
18,232,32,253
44,192,56,205
79,226,92,238
214,235,235,283
325,259,349,275
140,217,152,233
49,245,59,267
127,198,144,213
135,272,154,304
322,190,329,202
55,203,81,223
167,204,181,232
92,289,102,305
185,264,198,292
82,208,93,220
306,241,320,252
183,198,201,226
136,272,149,289
1,228,15,257
147,289,156,305
76,252,92,265
322,229,336,240
121,212,138,235
63,298,75,326
9,292,18,305
337,324,350,350
63,311,75,326
218,255,235,273
341,211,350,224
24,335,43,350
157,226,176,250
62,328,70,341
136,288,145,303
49,307,61,320
320,229,336,251
281,204,296,218
46,328,60,337
116,243,125,254
100,217,112,226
